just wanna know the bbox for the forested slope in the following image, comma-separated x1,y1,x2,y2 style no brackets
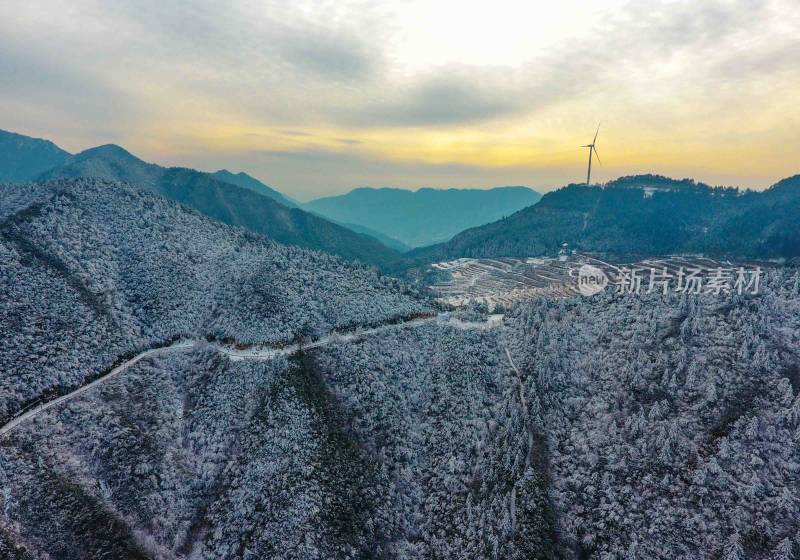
4,269,799,558
211,169,298,208
0,177,428,424
504,272,800,557
2,178,799,559
409,175,800,263
36,145,405,269
0,321,526,558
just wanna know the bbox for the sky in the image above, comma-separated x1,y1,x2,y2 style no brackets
1,0,799,200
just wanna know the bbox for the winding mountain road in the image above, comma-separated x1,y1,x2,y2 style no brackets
0,340,196,438
1,313,504,438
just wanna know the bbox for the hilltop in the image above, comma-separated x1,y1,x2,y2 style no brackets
408,174,800,264
22,137,406,269
0,129,70,182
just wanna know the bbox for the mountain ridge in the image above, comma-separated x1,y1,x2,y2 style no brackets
303,185,541,247
0,176,429,424
211,169,298,207
1,129,410,268
408,174,800,264
0,129,71,182
33,142,406,269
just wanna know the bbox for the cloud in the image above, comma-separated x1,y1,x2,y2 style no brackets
341,73,523,127
0,0,798,191
278,28,377,81
280,130,313,137
321,0,800,130
4,0,793,131
0,35,143,140
101,0,385,83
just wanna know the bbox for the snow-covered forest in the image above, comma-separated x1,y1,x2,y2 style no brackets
1,178,799,559
0,178,429,423
503,271,800,558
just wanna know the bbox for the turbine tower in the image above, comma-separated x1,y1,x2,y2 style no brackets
582,124,601,184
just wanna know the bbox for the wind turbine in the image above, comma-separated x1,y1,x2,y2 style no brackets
581,124,601,184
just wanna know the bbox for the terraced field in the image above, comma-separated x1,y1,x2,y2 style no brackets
429,255,758,308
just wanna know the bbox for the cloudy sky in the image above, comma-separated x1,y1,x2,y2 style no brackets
1,0,798,199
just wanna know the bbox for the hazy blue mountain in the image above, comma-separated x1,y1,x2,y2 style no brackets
0,129,70,181
297,212,412,253
37,144,406,269
408,174,800,263
341,222,412,252
211,170,416,250
211,169,298,207
303,186,541,247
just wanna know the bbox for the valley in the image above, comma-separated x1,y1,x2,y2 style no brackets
303,186,541,248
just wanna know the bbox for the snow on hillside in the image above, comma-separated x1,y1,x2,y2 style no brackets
504,270,800,557
1,177,799,559
0,178,429,423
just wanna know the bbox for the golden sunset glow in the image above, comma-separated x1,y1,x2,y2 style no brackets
1,0,798,198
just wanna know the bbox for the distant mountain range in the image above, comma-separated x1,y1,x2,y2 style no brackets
409,174,800,264
0,129,405,269
4,129,799,272
211,168,299,208
303,186,541,248
0,129,70,181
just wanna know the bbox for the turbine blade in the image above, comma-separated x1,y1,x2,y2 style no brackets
593,146,601,165
593,123,601,144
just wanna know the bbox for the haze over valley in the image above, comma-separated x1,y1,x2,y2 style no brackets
303,186,541,248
